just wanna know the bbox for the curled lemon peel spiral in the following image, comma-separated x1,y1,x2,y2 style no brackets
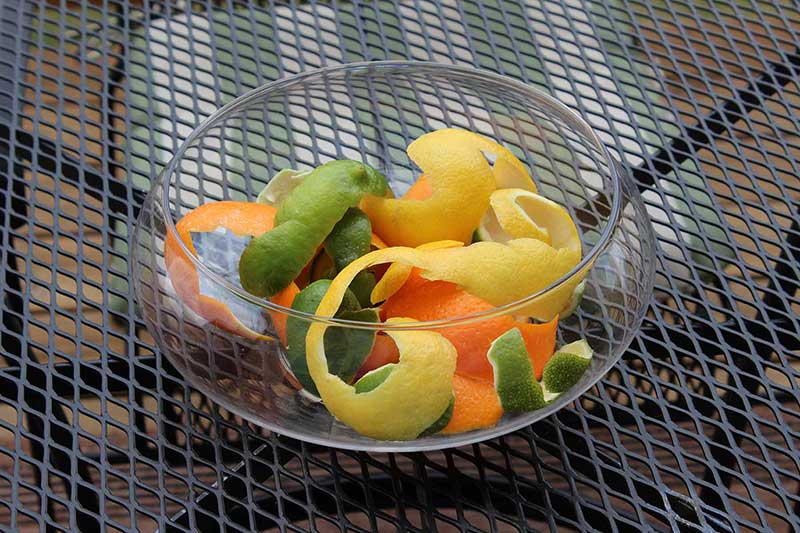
305,247,457,441
361,129,535,247
480,189,581,255
371,239,582,321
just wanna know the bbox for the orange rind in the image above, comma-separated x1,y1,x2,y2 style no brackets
165,201,292,340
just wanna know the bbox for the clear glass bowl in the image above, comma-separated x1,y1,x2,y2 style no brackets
132,61,656,452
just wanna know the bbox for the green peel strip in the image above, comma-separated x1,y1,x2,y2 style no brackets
541,339,593,394
488,328,546,412
239,160,388,297
489,331,594,412
285,279,377,395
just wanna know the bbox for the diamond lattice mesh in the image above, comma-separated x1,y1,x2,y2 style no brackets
0,1,796,531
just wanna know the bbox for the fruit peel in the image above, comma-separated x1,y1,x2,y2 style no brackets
414,238,581,321
362,129,502,247
353,366,455,437
240,160,388,297
305,249,457,440
541,353,590,393
325,208,373,272
164,201,283,340
370,240,462,304
285,280,376,395
488,328,546,412
256,168,310,206
308,317,457,440
491,156,536,191
380,273,557,382
441,374,503,434
482,189,552,243
374,238,580,322
542,339,593,393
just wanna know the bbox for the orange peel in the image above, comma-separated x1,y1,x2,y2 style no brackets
441,374,504,434
164,201,294,340
381,270,559,381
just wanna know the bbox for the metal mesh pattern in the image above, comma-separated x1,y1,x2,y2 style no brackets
0,1,797,531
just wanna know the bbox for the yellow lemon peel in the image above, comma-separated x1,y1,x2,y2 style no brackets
482,189,581,254
306,248,457,440
368,239,582,321
464,134,536,192
361,129,534,247
370,240,462,304
483,190,551,243
414,239,581,320
491,157,533,190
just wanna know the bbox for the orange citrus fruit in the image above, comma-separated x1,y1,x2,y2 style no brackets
354,334,400,380
380,271,558,381
402,175,432,200
441,374,503,434
164,201,295,340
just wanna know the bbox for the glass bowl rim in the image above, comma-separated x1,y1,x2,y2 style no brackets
158,60,623,330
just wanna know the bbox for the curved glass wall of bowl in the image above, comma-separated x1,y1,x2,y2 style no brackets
132,63,656,451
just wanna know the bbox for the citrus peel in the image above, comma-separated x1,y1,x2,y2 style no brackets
380,270,559,381
270,282,300,344
371,239,581,321
286,280,377,395
355,334,400,379
441,374,503,434
324,207,376,307
164,201,292,340
325,208,373,272
370,233,388,250
480,189,581,254
542,339,593,393
454,131,535,191
491,155,535,191
480,190,551,243
239,160,388,297
488,328,545,412
370,240,462,304
520,315,559,380
362,129,533,247
415,239,580,320
352,365,456,437
305,248,457,440
402,175,433,200
256,168,310,207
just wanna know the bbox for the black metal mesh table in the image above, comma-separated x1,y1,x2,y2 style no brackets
1,1,798,531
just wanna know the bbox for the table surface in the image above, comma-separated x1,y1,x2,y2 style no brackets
0,1,798,531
